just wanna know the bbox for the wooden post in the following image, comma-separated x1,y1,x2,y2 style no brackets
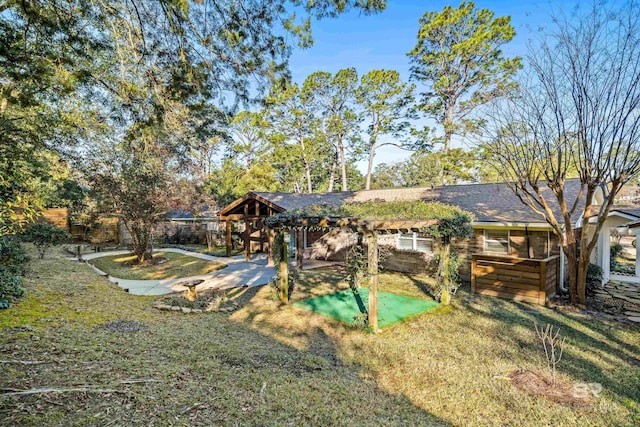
471,254,477,294
244,204,251,262
225,220,231,257
367,233,379,332
539,259,547,305
255,201,262,252
280,231,289,303
267,227,275,266
296,229,304,269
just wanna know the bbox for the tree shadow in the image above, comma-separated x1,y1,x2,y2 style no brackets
402,272,438,299
459,291,640,405
224,285,449,425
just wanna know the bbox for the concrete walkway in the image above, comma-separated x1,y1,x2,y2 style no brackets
80,248,274,296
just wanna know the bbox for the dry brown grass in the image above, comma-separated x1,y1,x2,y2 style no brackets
509,370,592,405
1,245,639,426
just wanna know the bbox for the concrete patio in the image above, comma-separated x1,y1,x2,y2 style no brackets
79,248,274,296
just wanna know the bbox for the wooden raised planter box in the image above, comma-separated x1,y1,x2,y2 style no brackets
471,253,560,305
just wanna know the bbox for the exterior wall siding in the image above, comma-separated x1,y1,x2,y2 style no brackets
303,226,562,292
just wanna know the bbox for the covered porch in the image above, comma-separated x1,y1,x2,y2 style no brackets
217,193,284,264
593,209,640,284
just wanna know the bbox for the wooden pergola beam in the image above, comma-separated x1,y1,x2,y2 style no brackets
279,231,289,303
225,220,231,257
266,216,437,232
265,214,440,331
244,204,250,262
367,232,379,332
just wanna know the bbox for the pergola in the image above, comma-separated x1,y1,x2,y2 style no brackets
265,214,438,331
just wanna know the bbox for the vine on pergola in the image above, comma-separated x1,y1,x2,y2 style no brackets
264,200,474,328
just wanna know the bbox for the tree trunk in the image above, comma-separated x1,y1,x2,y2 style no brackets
304,163,313,193
298,131,313,193
327,151,337,192
441,107,454,186
338,136,348,191
438,241,452,305
126,221,153,263
565,247,579,303
365,135,377,190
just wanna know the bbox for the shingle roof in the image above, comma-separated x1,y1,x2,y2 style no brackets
253,180,586,225
251,192,352,211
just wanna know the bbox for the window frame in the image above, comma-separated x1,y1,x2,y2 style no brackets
484,229,510,254
396,232,434,253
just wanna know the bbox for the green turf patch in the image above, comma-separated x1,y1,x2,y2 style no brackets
294,288,439,327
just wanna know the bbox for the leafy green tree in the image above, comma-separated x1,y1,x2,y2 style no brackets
229,111,272,171
425,211,473,305
266,82,325,193
372,149,477,188
22,222,69,259
2,0,386,237
304,68,361,191
370,163,402,189
356,69,415,189
0,235,29,308
206,158,280,206
407,1,520,155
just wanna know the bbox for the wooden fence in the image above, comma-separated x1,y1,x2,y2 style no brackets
471,254,560,305
39,208,69,230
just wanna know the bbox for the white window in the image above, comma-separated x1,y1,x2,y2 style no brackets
397,233,433,253
484,229,509,254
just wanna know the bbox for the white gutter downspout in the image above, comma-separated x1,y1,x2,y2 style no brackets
559,246,567,292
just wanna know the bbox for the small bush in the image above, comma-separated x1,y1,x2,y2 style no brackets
586,263,603,294
22,222,69,259
0,266,24,308
0,235,30,275
0,236,29,308
610,243,624,260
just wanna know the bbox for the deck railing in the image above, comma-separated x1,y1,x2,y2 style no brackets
471,254,560,305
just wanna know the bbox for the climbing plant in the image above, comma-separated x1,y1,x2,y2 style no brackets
345,237,391,291
268,232,297,301
424,211,473,304
265,200,468,228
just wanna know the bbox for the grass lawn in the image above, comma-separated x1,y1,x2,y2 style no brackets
1,244,639,426
89,251,227,280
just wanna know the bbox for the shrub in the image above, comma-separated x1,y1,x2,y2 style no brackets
610,243,624,260
0,266,24,308
0,236,30,275
22,222,69,259
0,236,29,309
586,263,603,295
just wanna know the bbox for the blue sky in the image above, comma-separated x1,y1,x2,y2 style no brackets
286,0,573,171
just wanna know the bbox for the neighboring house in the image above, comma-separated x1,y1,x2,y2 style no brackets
218,180,639,304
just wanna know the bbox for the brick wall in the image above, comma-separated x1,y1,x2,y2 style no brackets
380,247,435,275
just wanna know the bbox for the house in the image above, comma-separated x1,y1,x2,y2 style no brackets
218,180,634,305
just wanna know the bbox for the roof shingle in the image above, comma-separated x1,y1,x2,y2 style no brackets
253,180,586,224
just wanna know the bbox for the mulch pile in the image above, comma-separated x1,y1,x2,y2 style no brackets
509,370,592,405
102,320,147,333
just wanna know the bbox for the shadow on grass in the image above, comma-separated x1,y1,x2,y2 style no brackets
459,291,640,406
224,285,449,425
1,278,449,426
